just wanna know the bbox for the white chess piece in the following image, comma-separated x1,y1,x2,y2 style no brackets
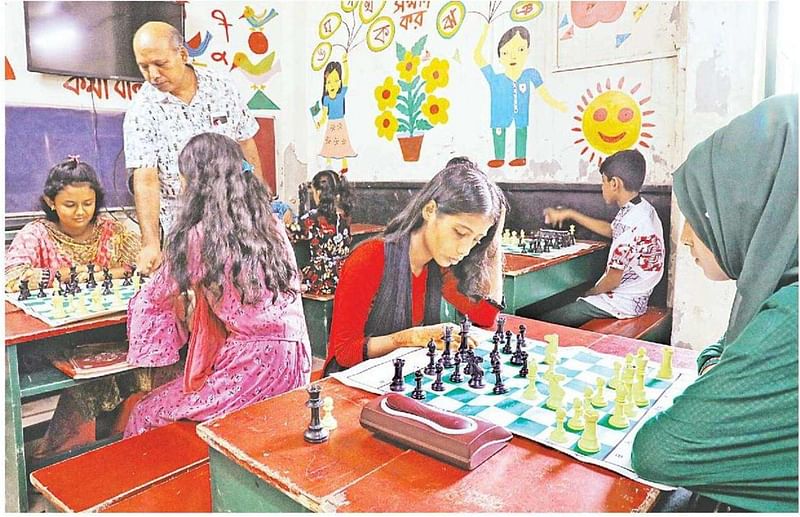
321,396,337,430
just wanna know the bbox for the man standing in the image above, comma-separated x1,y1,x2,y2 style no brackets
124,21,264,274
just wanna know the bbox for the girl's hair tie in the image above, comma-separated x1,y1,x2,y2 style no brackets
67,154,80,164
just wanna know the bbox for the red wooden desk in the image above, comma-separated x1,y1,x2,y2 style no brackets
501,241,609,314
5,303,128,512
197,316,697,512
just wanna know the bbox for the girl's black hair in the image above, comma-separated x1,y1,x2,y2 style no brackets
312,169,354,221
322,61,345,116
40,158,106,223
165,133,298,305
364,159,507,338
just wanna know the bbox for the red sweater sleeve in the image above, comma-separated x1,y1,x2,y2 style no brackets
325,239,385,368
441,270,501,328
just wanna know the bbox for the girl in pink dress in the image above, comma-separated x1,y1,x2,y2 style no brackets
124,133,311,437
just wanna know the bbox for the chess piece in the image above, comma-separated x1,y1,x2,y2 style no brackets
51,295,66,319
390,358,406,392
122,270,132,286
622,363,637,418
608,385,629,429
463,349,474,375
549,408,568,444
544,334,559,365
583,386,594,415
518,324,527,344
133,272,141,290
523,359,538,400
304,384,330,443
495,315,506,337
567,397,585,431
102,282,113,296
75,293,88,315
502,228,511,245
36,280,48,298
518,351,529,378
441,325,454,368
410,370,426,400
502,330,513,354
545,373,565,410
491,334,500,357
86,263,97,289
656,347,674,380
458,316,471,355
608,361,622,389
18,279,31,301
591,377,608,408
491,360,507,395
577,409,600,454
510,334,525,366
321,396,338,430
449,351,463,383
468,356,485,389
424,339,437,375
91,289,103,311
431,360,445,392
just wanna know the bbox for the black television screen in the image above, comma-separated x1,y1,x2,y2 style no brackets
24,1,184,82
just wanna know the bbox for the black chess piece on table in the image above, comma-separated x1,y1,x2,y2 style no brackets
502,330,513,354
410,370,426,400
431,360,445,392
424,339,437,375
463,349,474,375
468,357,485,389
18,280,31,301
54,271,64,296
492,361,508,395
518,324,527,344
122,270,132,287
458,316,471,355
518,351,529,378
303,384,330,444
36,280,48,298
491,334,500,356
441,326,454,369
510,335,525,366
449,352,463,383
390,358,406,392
86,263,97,289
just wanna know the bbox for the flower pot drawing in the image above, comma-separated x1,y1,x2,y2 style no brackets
397,134,424,161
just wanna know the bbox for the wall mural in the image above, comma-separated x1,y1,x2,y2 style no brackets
373,35,450,161
230,5,281,110
310,0,398,173
571,76,655,166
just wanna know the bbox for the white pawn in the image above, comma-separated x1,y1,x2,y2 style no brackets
51,295,66,319
583,386,593,415
567,397,584,431
546,373,565,411
607,361,621,390
591,377,608,408
656,347,674,380
523,360,538,400
502,229,511,245
549,407,568,444
321,396,337,430
608,384,629,429
91,289,103,311
544,334,559,365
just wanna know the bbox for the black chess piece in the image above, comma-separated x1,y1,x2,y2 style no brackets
390,358,406,392
495,316,506,339
303,384,329,444
449,352,463,383
18,279,31,301
122,270,132,287
468,357,485,389
424,339,437,375
518,324,527,344
431,360,445,392
410,370,426,400
518,351,529,378
102,283,113,296
441,326,453,369
502,330,513,354
491,334,500,356
36,280,48,298
458,316,471,355
510,335,525,366
463,349,474,375
492,361,508,395
86,263,97,289
520,241,528,253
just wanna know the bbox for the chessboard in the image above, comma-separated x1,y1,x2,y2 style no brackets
6,278,143,327
501,227,591,259
331,321,695,489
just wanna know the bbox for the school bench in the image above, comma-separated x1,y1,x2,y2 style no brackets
580,307,672,344
29,421,210,512
302,292,335,359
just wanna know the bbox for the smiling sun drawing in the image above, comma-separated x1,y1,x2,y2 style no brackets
572,77,655,165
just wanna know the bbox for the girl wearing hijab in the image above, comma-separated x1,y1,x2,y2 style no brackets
631,95,798,512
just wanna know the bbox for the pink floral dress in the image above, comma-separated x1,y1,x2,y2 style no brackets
124,230,311,437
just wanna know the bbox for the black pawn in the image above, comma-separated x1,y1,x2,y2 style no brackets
303,384,329,444
495,316,506,338
449,352,463,383
492,361,508,395
423,339,437,375
18,279,31,301
502,330,513,354
86,263,97,289
518,324,527,344
510,335,525,366
441,326,453,368
491,334,500,356
390,358,406,392
122,270,132,286
36,280,48,298
410,370,426,400
518,351,529,378
431,360,445,392
102,282,113,296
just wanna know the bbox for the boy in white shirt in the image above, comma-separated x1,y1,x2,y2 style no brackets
539,149,665,327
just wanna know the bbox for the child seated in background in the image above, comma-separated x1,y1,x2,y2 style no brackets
124,132,310,437
539,149,664,327
289,169,354,295
323,157,506,376
5,157,147,457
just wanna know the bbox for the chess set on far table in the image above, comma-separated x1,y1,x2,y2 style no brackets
7,264,144,327
501,226,592,258
332,316,694,489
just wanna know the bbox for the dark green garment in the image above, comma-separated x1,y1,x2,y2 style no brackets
632,283,798,512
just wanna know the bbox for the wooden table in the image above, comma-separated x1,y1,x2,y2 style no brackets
5,302,128,512
293,222,384,269
501,241,608,314
197,316,697,513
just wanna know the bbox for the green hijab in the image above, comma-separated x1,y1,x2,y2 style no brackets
673,94,798,343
